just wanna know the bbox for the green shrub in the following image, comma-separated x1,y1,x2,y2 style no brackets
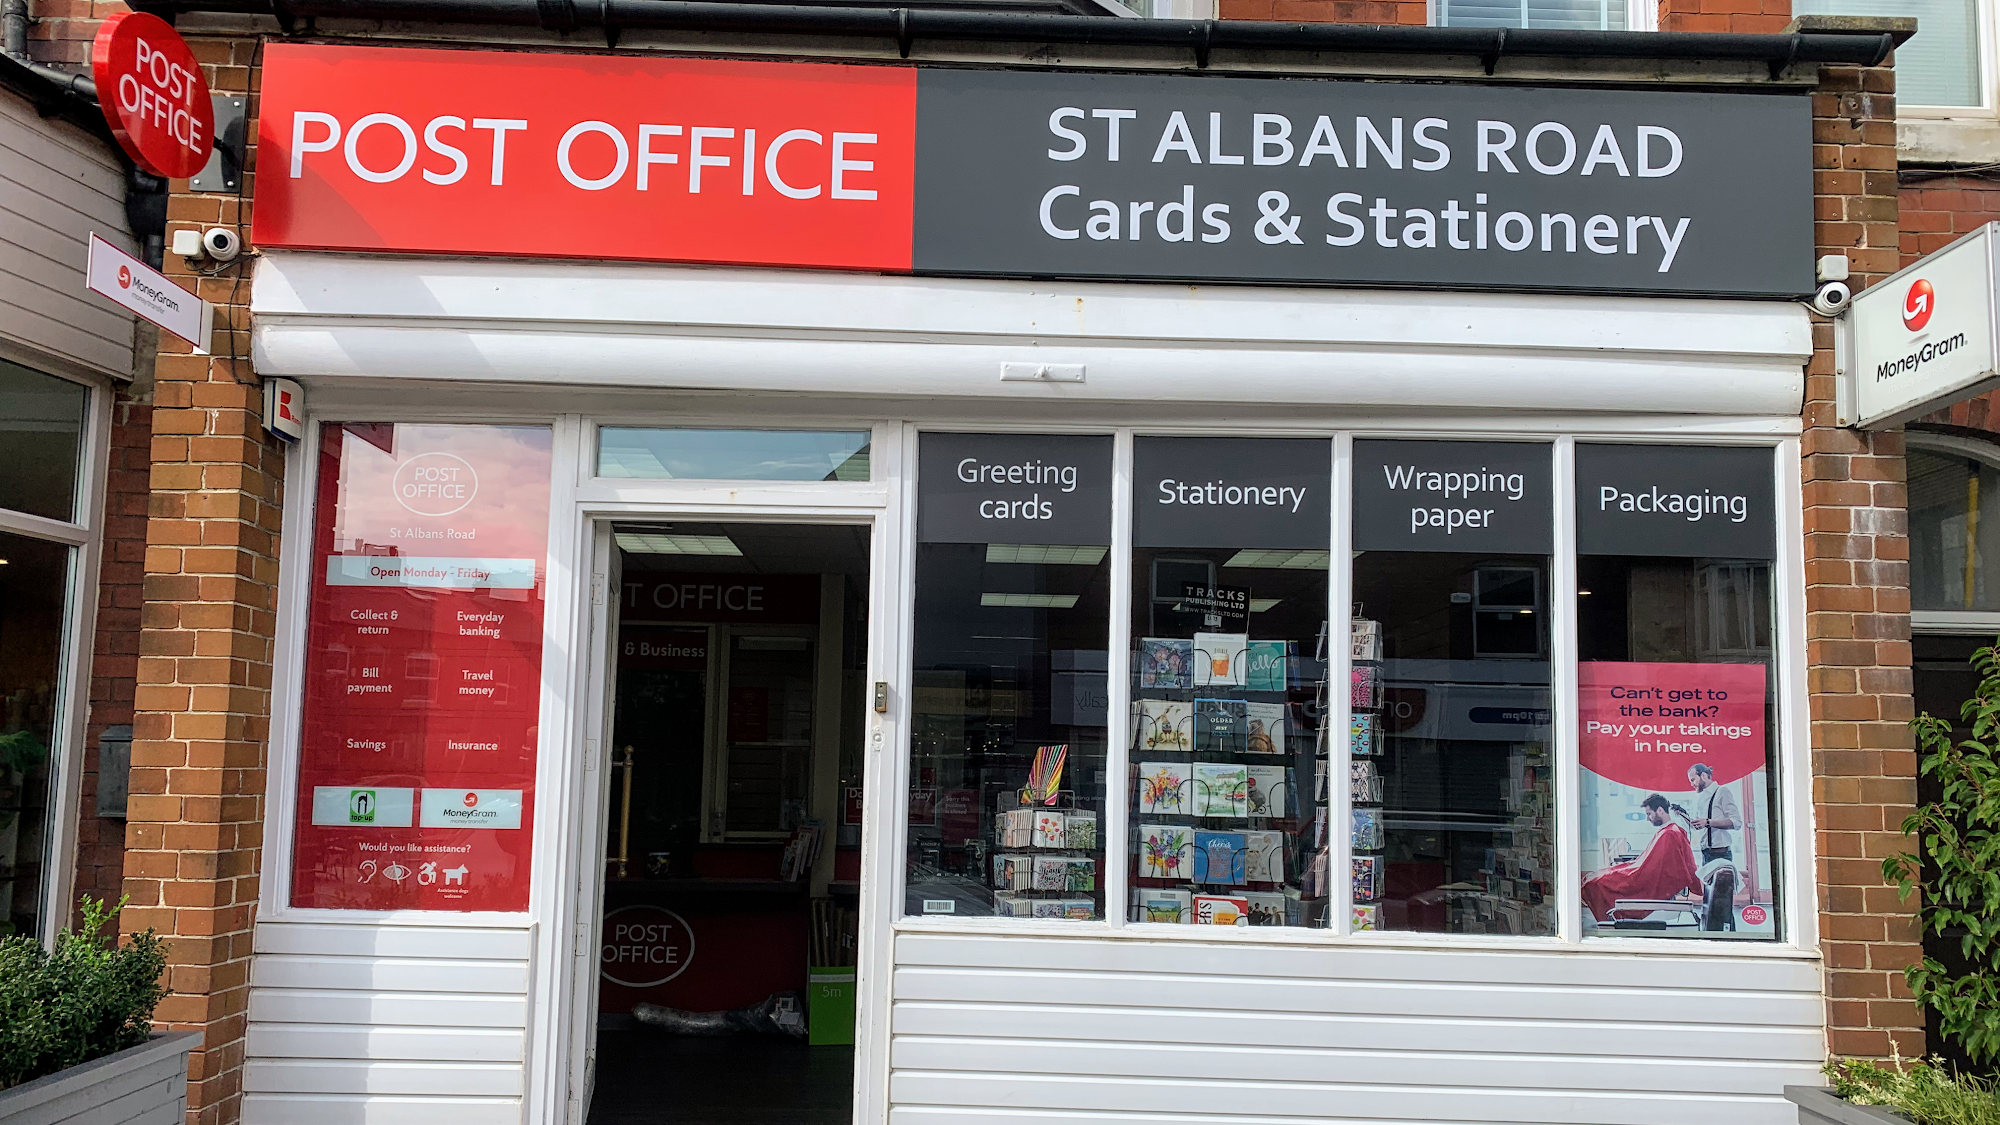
1892,639,2000,1067
1829,1056,2000,1125
0,897,168,1091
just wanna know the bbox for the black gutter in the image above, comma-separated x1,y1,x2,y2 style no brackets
0,49,108,137
135,0,1893,70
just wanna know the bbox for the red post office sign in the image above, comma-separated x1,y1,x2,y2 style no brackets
91,12,215,178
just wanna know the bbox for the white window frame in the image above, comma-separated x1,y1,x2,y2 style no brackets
1429,0,1656,33
892,421,1814,959
1908,429,2000,634
0,355,111,947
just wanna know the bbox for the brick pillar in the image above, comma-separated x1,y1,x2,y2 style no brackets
120,35,273,1125
1803,57,1926,1060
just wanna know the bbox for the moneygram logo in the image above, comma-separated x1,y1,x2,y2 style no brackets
1904,278,1935,332
117,264,132,289
392,451,478,517
463,791,479,808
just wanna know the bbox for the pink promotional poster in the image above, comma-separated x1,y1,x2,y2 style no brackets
1577,661,1776,937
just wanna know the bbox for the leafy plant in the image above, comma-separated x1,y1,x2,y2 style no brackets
0,897,168,1091
0,729,46,777
1891,639,2000,1068
1828,1056,2000,1125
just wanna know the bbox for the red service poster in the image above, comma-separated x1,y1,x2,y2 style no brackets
1577,661,1776,937
290,423,553,911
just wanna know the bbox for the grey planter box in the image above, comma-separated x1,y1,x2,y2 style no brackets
0,1032,199,1125
1786,1086,1915,1125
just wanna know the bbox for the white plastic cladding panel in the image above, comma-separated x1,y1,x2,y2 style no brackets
0,86,135,379
889,933,1823,1125
248,252,1810,416
242,920,532,1124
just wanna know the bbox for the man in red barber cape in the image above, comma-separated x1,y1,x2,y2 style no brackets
1581,793,1701,923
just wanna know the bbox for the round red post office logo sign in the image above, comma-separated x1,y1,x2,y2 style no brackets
1904,278,1936,332
90,12,215,178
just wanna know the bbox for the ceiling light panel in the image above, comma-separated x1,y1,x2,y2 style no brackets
985,544,1108,566
980,593,1080,609
1224,549,1331,570
615,532,742,556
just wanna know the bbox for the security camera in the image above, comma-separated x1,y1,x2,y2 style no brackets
1811,280,1852,317
201,226,243,262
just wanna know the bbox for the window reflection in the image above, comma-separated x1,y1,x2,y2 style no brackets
907,543,1111,918
1909,446,2000,612
0,360,87,523
1352,553,1556,937
598,428,870,482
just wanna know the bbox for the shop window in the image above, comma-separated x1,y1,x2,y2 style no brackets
907,433,1113,920
289,423,554,912
599,427,871,482
1575,444,1781,940
1792,0,1984,108
1129,437,1332,928
1909,442,2000,613
0,359,88,523
1437,0,1627,31
1350,440,1555,936
0,531,75,937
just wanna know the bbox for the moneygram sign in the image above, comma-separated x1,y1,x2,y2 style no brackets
1846,223,2000,429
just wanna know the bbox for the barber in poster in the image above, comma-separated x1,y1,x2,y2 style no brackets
1687,762,1740,864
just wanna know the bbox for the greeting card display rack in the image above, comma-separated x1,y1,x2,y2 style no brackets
988,781,1103,920
1127,623,1330,928
1348,615,1385,931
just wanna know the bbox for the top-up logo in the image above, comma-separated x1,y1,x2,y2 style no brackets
392,451,478,517
1904,278,1935,332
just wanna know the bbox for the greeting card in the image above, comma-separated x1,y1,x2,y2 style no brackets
1132,699,1193,753
1245,640,1290,692
1349,760,1383,804
1193,763,1250,818
1064,812,1098,851
1195,698,1248,754
1351,664,1379,709
1193,831,1247,885
1138,638,1193,689
1245,702,1286,754
994,892,1033,917
992,853,1033,891
1138,888,1193,924
1065,857,1096,893
1245,765,1290,818
1061,899,1095,920
1350,808,1383,851
1245,892,1289,927
1000,808,1035,848
1033,810,1068,848
1242,830,1285,883
1195,893,1251,926
1351,903,1380,931
1351,855,1382,901
1031,898,1071,919
1137,761,1190,815
1139,823,1195,880
1350,713,1379,756
1193,632,1248,687
1032,855,1070,892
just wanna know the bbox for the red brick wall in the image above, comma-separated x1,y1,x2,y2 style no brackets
72,386,153,925
1658,0,1790,33
22,0,124,68
1902,175,2000,432
1807,61,1926,1059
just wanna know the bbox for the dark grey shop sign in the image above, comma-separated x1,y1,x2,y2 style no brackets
1134,437,1331,549
919,432,1113,544
1575,444,1775,558
914,70,1811,296
1353,440,1552,553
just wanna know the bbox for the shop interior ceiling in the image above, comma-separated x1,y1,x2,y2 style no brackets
617,522,872,583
